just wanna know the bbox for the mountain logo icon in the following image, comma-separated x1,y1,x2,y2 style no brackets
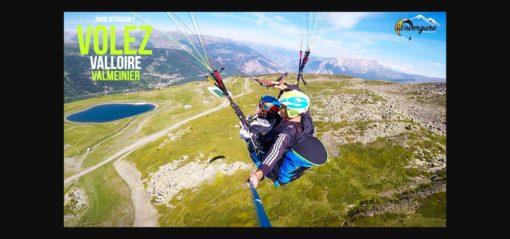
394,15,439,40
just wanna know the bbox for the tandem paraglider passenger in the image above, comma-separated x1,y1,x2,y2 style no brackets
241,83,328,188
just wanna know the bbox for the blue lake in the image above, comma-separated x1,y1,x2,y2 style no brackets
66,103,155,123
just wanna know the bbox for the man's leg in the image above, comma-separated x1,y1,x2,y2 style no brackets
271,151,312,186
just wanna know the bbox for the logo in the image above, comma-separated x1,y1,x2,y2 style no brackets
394,15,440,40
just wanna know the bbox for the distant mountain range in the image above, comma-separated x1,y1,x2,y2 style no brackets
64,31,444,101
247,42,444,82
298,56,444,82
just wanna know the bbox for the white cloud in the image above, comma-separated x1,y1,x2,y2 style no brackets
248,13,300,35
199,25,298,51
185,13,385,58
309,31,400,58
382,61,445,78
381,62,418,74
274,15,285,22
327,12,375,30
135,13,387,57
341,31,401,44
429,62,445,67
309,38,350,57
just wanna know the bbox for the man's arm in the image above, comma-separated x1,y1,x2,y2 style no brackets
275,83,302,100
247,132,290,187
258,133,290,176
283,83,300,91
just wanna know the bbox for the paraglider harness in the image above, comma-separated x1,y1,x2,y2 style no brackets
255,111,328,187
249,76,329,186
296,50,310,87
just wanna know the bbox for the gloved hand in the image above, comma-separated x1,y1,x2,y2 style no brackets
239,123,252,140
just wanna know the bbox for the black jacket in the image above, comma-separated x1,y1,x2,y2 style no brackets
258,109,315,176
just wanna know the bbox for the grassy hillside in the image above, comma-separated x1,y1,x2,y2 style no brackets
64,75,446,227
64,161,133,227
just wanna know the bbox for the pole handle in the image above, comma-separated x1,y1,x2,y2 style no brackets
249,182,272,227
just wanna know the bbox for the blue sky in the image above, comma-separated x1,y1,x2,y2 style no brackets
64,12,446,78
